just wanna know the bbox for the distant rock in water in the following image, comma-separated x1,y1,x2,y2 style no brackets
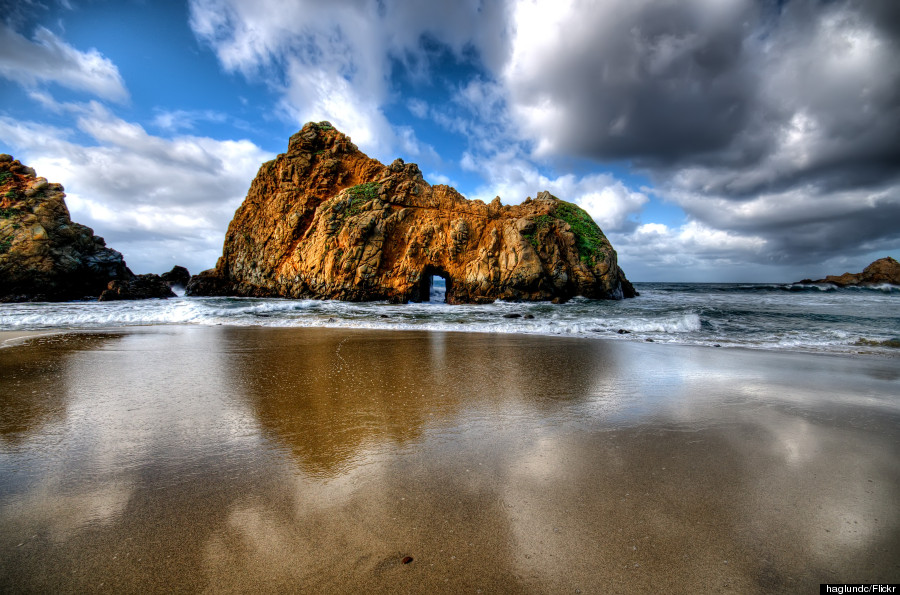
161,265,191,289
99,274,176,301
187,122,636,303
0,154,178,302
99,265,192,301
798,257,900,287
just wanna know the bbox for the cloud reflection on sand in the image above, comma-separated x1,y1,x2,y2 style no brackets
0,327,897,592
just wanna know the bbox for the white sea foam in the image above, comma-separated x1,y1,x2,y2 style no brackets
786,283,838,291
848,283,900,293
617,313,702,334
1,283,897,355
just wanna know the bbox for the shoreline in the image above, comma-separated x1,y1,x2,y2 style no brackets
1,280,897,357
1,325,898,592
1,321,897,360
0,329,73,349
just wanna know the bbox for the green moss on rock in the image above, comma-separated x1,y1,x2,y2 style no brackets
522,199,609,265
342,182,381,217
553,201,608,265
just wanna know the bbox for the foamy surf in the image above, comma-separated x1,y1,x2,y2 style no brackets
0,282,897,355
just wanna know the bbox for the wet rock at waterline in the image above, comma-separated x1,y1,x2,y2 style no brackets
0,155,179,302
798,257,900,287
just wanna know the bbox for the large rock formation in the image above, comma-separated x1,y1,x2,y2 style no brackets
798,257,900,287
0,155,177,302
188,122,636,303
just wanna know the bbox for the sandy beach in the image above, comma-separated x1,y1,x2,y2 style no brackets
0,330,67,349
0,326,897,593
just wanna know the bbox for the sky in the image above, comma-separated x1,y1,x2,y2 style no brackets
0,0,898,282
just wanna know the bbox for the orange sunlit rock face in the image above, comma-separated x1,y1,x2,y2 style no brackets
188,122,636,303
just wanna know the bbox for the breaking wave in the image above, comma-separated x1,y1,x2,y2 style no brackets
1,282,898,355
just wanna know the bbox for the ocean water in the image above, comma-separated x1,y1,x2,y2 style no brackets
1,280,898,355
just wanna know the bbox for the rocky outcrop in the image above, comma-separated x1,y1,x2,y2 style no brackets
188,122,636,303
98,265,191,301
798,257,900,287
161,265,191,289
98,274,176,301
0,155,176,302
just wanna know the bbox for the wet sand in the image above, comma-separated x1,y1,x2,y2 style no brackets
0,326,898,593
0,329,65,349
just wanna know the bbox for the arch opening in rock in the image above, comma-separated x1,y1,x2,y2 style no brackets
413,266,453,303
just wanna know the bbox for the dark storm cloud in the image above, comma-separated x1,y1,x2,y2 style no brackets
727,192,900,265
766,215,900,265
509,0,899,178
862,0,900,39
503,0,900,268
506,0,761,163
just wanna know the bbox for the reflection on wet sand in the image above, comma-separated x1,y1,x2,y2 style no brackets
0,333,115,446
230,328,613,478
0,327,897,592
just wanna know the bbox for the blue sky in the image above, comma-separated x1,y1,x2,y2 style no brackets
1,0,898,282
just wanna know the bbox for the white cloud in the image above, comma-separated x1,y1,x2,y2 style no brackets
278,71,441,165
188,0,509,162
189,0,395,159
0,104,272,274
426,171,456,187
277,63,395,159
152,109,229,132
577,183,650,232
615,221,767,272
407,98,428,119
0,24,128,102
463,151,647,232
